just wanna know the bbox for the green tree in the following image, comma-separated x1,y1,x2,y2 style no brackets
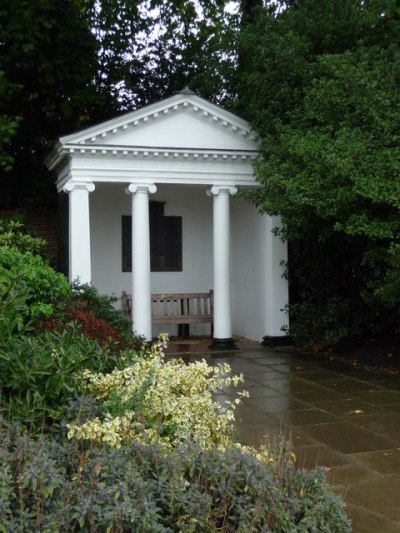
239,0,400,345
0,72,20,172
0,0,102,207
84,0,235,108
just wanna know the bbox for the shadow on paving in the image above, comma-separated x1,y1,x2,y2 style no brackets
167,340,400,533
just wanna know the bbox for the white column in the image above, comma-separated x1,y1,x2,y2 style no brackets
63,181,95,284
208,185,237,350
126,183,157,341
263,215,290,346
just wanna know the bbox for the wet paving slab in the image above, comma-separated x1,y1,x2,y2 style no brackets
168,341,400,532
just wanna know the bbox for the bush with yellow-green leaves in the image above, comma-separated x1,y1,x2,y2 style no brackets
67,334,249,450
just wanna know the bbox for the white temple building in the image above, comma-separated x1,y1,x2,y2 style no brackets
46,89,289,348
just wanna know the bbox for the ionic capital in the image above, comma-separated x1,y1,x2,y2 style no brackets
63,181,95,193
126,183,157,195
207,185,237,197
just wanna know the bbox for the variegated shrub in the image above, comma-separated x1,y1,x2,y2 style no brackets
67,334,249,450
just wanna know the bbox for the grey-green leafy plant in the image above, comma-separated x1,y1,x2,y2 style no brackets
0,418,351,532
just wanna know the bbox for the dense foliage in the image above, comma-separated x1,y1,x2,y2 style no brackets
239,0,400,346
0,284,141,428
0,219,141,426
84,0,236,108
0,246,71,331
0,328,126,427
0,419,351,532
38,282,142,353
0,217,46,256
0,0,99,205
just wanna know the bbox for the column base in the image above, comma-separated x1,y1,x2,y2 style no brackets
262,335,293,348
209,337,239,351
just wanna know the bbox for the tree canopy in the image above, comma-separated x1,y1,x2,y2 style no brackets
0,0,100,205
239,0,400,345
86,0,235,108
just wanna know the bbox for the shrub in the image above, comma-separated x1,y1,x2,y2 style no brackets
0,418,351,532
0,267,32,342
0,216,46,257
0,251,141,429
0,327,139,428
0,246,71,324
67,335,249,450
38,281,143,351
70,281,133,336
38,303,123,348
286,297,353,350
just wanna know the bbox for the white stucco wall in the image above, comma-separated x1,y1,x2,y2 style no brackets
263,215,289,337
231,198,267,342
231,200,289,342
90,183,214,337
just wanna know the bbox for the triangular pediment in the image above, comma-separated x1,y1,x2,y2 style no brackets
59,93,259,152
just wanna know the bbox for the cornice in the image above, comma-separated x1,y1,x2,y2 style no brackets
60,144,258,162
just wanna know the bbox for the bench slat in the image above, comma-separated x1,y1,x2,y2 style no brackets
153,316,213,324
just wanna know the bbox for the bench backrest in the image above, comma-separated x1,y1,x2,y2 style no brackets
121,291,213,322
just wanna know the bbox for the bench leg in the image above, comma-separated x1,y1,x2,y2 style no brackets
178,324,190,338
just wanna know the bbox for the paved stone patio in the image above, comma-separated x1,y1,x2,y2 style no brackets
167,340,400,532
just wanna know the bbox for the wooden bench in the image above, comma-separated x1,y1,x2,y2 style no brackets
121,291,213,335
